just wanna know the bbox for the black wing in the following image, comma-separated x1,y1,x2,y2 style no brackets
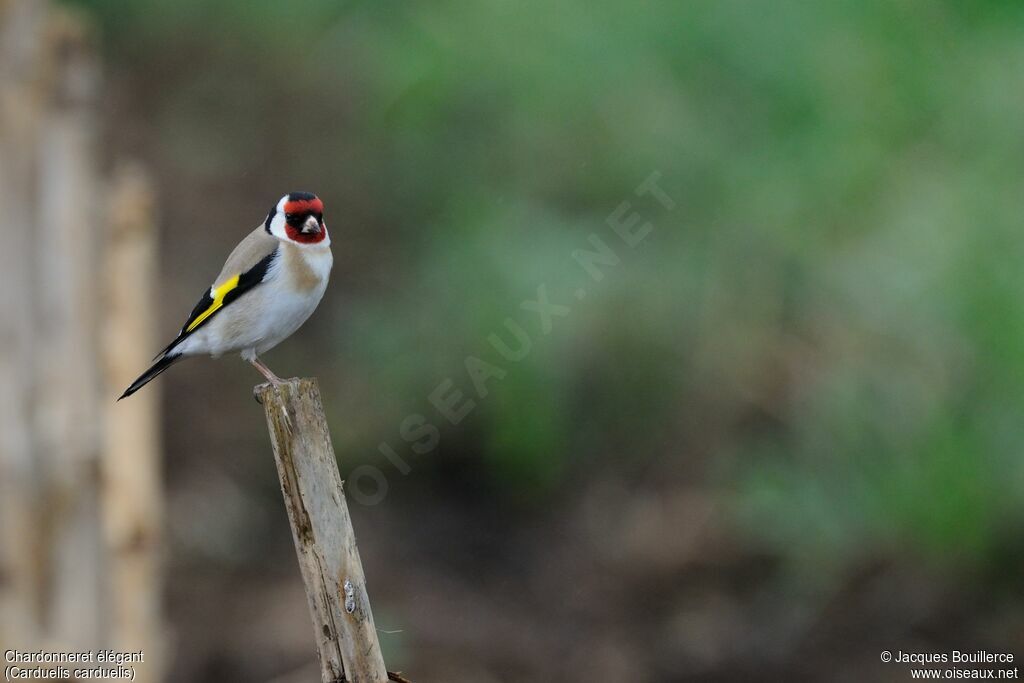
155,248,278,358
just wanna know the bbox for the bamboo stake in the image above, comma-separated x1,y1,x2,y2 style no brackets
255,378,389,683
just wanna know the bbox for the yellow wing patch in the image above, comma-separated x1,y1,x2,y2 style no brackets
186,274,241,333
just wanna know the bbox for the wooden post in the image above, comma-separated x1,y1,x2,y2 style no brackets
102,164,164,681
0,0,48,646
0,0,164,670
255,378,390,683
0,0,108,649
34,6,105,647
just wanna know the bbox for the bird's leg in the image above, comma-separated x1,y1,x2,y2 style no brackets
250,357,291,431
251,356,285,385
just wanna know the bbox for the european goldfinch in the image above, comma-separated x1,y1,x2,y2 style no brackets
119,192,332,400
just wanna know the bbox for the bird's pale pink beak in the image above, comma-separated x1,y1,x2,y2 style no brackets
301,216,321,234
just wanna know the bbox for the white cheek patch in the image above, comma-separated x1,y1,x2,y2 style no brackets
268,197,289,240
270,213,287,240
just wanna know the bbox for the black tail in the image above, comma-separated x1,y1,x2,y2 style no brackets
118,353,182,401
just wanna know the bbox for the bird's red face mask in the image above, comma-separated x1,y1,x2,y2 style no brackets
282,197,327,244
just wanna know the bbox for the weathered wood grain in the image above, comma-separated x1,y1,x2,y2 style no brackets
256,378,389,683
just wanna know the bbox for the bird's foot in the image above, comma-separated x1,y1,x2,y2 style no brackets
249,357,292,431
252,382,293,432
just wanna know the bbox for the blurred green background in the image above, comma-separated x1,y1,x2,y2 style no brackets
63,0,1024,680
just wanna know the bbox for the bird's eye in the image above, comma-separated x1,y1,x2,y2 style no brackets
285,213,296,221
